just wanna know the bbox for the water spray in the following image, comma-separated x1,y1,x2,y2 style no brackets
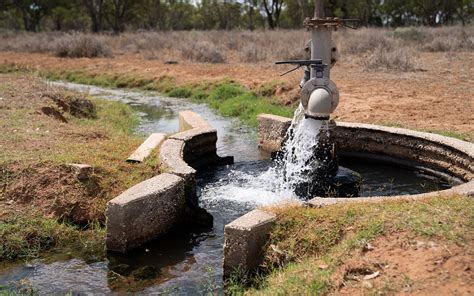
275,0,360,198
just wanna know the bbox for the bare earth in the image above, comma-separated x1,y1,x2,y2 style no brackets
332,232,473,295
1,51,473,140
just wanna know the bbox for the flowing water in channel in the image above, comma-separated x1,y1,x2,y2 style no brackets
0,82,454,294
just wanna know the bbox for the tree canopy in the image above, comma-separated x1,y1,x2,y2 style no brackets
0,0,472,32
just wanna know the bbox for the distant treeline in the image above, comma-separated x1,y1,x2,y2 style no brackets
0,0,472,33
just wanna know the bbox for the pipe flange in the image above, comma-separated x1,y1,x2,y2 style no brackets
300,78,339,114
303,17,343,28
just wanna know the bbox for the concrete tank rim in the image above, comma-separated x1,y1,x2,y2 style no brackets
335,120,474,158
257,113,474,200
326,121,474,199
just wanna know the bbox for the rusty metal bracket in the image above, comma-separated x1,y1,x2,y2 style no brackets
303,17,360,29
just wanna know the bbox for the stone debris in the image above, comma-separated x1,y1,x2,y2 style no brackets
127,133,166,163
68,163,92,180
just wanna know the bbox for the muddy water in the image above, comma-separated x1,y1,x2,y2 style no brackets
0,82,453,295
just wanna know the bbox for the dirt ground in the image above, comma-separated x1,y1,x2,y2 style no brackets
333,232,473,295
1,51,473,140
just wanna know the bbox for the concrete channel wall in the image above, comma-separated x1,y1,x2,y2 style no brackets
223,113,474,276
106,110,230,253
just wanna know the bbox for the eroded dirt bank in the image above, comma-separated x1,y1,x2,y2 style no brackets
0,74,158,225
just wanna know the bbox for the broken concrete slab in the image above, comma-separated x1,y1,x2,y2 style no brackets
159,139,196,179
127,133,166,163
223,209,276,276
106,173,185,253
179,110,211,130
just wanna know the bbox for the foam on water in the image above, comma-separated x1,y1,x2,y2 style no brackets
201,105,325,206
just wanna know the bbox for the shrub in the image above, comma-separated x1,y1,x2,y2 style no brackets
0,32,58,53
393,27,426,42
168,87,192,98
54,34,112,58
363,46,417,72
423,34,474,52
180,40,226,63
339,28,396,54
240,44,266,62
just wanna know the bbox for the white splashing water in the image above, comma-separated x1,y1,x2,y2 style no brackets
201,105,325,206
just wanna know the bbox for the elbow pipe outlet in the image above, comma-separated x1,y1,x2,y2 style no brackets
305,88,332,120
300,78,339,120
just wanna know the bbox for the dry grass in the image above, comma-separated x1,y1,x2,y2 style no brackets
0,74,159,224
54,33,112,58
180,40,226,63
0,27,471,68
363,46,418,71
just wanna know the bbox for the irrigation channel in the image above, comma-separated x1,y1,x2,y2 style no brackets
0,82,454,294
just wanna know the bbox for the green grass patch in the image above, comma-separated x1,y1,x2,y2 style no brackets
227,195,473,294
2,64,292,127
0,215,104,262
56,71,293,126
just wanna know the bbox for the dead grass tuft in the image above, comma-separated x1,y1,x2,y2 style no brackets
423,34,473,52
240,44,265,62
363,46,418,72
54,33,112,58
42,91,97,119
339,28,396,55
180,40,226,63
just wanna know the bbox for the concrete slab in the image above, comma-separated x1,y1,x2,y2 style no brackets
106,173,185,252
127,133,166,163
159,139,196,179
179,110,211,130
223,209,276,276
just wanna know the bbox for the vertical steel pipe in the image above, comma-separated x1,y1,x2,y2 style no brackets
314,0,325,18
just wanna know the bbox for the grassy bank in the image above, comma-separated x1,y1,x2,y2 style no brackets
227,195,473,295
0,63,293,127
0,73,160,262
0,215,104,262
45,70,293,127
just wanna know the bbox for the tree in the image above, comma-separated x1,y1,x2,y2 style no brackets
104,0,140,33
10,0,56,31
261,0,284,29
140,0,166,30
83,0,104,32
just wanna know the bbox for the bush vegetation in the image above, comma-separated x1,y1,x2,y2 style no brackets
1,27,472,71
54,33,112,58
180,40,226,63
